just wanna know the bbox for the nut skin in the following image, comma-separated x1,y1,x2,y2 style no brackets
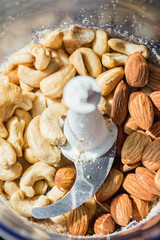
146,121,160,139
94,213,115,235
150,91,160,111
148,64,160,91
155,169,160,191
110,194,132,226
130,195,149,222
125,52,148,87
128,92,154,130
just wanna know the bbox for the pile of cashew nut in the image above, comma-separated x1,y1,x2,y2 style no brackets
0,25,150,233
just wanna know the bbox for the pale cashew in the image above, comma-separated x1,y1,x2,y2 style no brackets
39,107,66,145
0,121,8,138
27,115,61,164
63,25,95,54
0,137,16,169
50,214,67,228
17,92,34,111
45,102,67,116
84,196,97,222
0,162,22,181
19,80,34,92
98,96,110,115
96,67,124,96
108,38,149,59
102,53,128,68
69,47,102,77
47,185,66,204
31,46,51,71
33,180,48,196
40,63,76,98
41,29,64,49
10,190,49,217
92,29,109,57
30,89,47,118
46,97,62,107
0,73,10,84
20,162,56,197
24,148,39,164
0,83,22,122
104,92,114,117
51,48,69,67
3,179,20,197
6,116,25,157
6,65,19,85
18,60,60,88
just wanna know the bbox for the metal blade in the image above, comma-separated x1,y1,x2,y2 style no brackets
31,143,116,219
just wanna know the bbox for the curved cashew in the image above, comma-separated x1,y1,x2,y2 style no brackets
96,67,124,96
63,25,95,54
10,190,49,217
47,185,66,204
46,98,62,107
39,107,67,145
0,83,22,122
0,162,22,181
33,180,48,196
24,148,39,164
92,29,109,57
51,48,69,67
69,47,102,77
19,80,34,92
6,116,25,157
6,65,19,85
0,73,10,84
17,92,34,111
102,53,128,68
40,63,76,98
0,121,8,138
30,90,47,118
27,115,61,164
41,29,64,49
108,38,149,59
20,162,56,197
3,179,20,197
0,137,16,169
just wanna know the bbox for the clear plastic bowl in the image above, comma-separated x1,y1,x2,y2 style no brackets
0,0,160,239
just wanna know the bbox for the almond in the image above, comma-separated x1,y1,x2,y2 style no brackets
128,92,154,130
121,131,151,165
95,168,123,202
147,64,160,91
94,213,115,235
130,195,149,222
116,125,127,158
119,161,141,173
123,173,157,201
67,204,89,236
94,195,110,212
136,167,160,196
124,116,139,134
110,194,132,226
150,91,160,111
155,169,160,191
125,52,148,87
142,139,160,171
146,121,160,139
84,196,97,222
111,80,129,125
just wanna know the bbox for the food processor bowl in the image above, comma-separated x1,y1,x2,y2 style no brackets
0,0,160,239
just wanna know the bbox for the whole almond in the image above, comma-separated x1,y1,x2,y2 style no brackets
150,91,160,111
67,204,89,236
111,80,129,125
155,169,160,191
123,173,157,201
136,167,160,196
121,131,151,165
128,92,154,130
142,139,160,171
95,168,123,202
125,52,148,87
120,161,141,173
147,64,160,91
110,194,132,226
94,213,115,235
130,195,149,222
146,121,160,139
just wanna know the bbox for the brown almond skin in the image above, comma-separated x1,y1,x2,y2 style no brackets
55,165,76,191
155,169,160,191
130,195,149,222
148,64,160,91
142,139,160,171
94,213,115,235
110,194,132,226
119,161,141,173
111,80,129,126
125,52,148,87
116,125,127,158
121,131,151,165
128,92,154,130
95,168,123,202
136,167,160,196
150,91,160,111
123,173,157,201
146,121,160,139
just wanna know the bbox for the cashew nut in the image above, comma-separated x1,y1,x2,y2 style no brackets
0,73,10,84
84,196,97,222
50,214,67,229
40,63,76,98
17,156,31,174
0,121,8,138
17,92,35,111
33,180,48,196
24,148,39,164
47,185,66,204
69,47,102,77
0,162,22,181
0,83,22,122
27,115,61,164
51,48,69,67
3,179,20,197
108,38,149,59
98,96,110,115
6,116,25,157
20,162,56,197
41,29,64,49
0,137,17,169
63,25,95,54
92,29,109,57
46,97,62,107
0,180,4,194
6,65,19,85
19,80,34,92
10,190,49,217
30,89,47,118
102,53,128,68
